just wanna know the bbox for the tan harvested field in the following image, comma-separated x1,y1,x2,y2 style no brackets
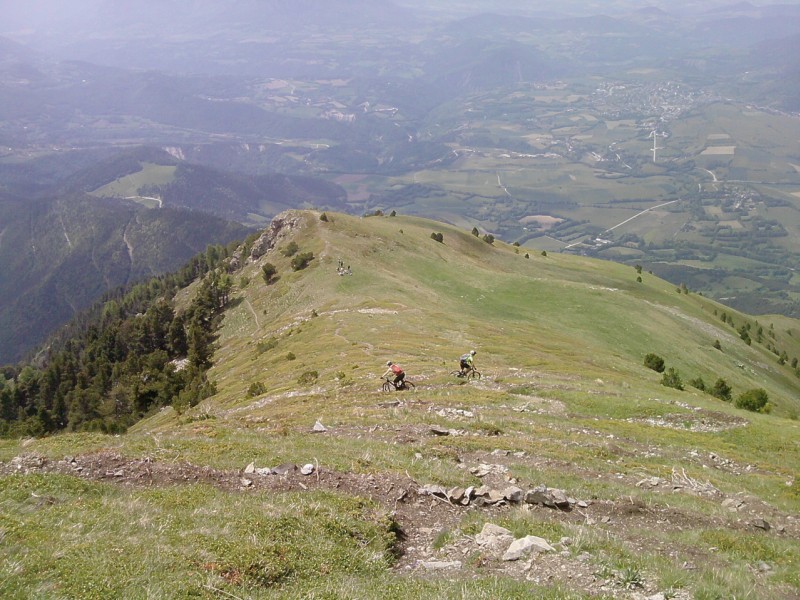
701,146,736,155
605,120,636,129
519,215,564,227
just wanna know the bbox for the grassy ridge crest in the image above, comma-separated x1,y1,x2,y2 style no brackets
2,210,799,598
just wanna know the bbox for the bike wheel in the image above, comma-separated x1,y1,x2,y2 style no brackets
468,369,481,380
450,371,464,378
402,381,416,391
382,381,393,392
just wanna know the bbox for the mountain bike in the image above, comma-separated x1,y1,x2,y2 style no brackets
382,377,416,391
450,367,481,380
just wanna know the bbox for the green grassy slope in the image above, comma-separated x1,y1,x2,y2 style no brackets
1,210,799,599
207,211,800,416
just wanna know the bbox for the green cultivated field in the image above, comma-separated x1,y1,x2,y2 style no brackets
90,162,176,204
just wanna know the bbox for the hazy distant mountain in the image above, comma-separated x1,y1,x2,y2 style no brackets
1,0,420,75
0,193,251,364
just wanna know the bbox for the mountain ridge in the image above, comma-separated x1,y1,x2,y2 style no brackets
1,209,799,597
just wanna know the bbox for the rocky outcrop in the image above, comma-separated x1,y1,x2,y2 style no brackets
249,211,305,261
418,480,579,510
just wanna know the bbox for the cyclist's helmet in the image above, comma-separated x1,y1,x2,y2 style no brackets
470,350,476,355
386,361,393,366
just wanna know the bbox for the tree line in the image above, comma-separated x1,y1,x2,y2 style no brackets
0,243,239,438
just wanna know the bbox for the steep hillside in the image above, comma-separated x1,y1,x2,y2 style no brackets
0,211,798,599
0,193,250,364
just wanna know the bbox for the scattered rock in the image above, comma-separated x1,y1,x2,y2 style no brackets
435,408,475,419
430,426,451,436
483,489,506,505
463,486,475,505
244,462,256,474
470,463,508,478
272,463,297,476
475,523,514,552
525,485,550,506
722,497,745,511
637,476,663,488
447,487,467,504
502,486,524,504
255,467,272,476
419,484,447,499
312,420,328,433
752,519,771,531
523,485,572,510
420,560,462,570
502,535,555,561
549,488,570,509
240,478,253,488
300,463,315,476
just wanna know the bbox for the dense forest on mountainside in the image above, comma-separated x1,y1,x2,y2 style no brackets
0,240,246,437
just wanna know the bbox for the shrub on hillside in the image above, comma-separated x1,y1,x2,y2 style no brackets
430,232,444,243
643,353,665,373
739,326,751,345
713,340,722,350
247,382,267,397
711,378,732,402
482,234,495,245
735,388,770,413
661,367,683,390
262,263,277,283
281,241,299,257
319,212,328,222
471,227,480,237
291,252,314,271
298,370,319,385
689,376,706,391
257,338,278,354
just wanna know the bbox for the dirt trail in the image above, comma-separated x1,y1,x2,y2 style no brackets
3,446,795,598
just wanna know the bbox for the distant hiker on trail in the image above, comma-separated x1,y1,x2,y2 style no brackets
336,259,352,275
382,360,405,388
460,350,476,375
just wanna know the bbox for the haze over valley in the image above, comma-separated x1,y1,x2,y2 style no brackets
2,3,799,346
1,4,800,597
